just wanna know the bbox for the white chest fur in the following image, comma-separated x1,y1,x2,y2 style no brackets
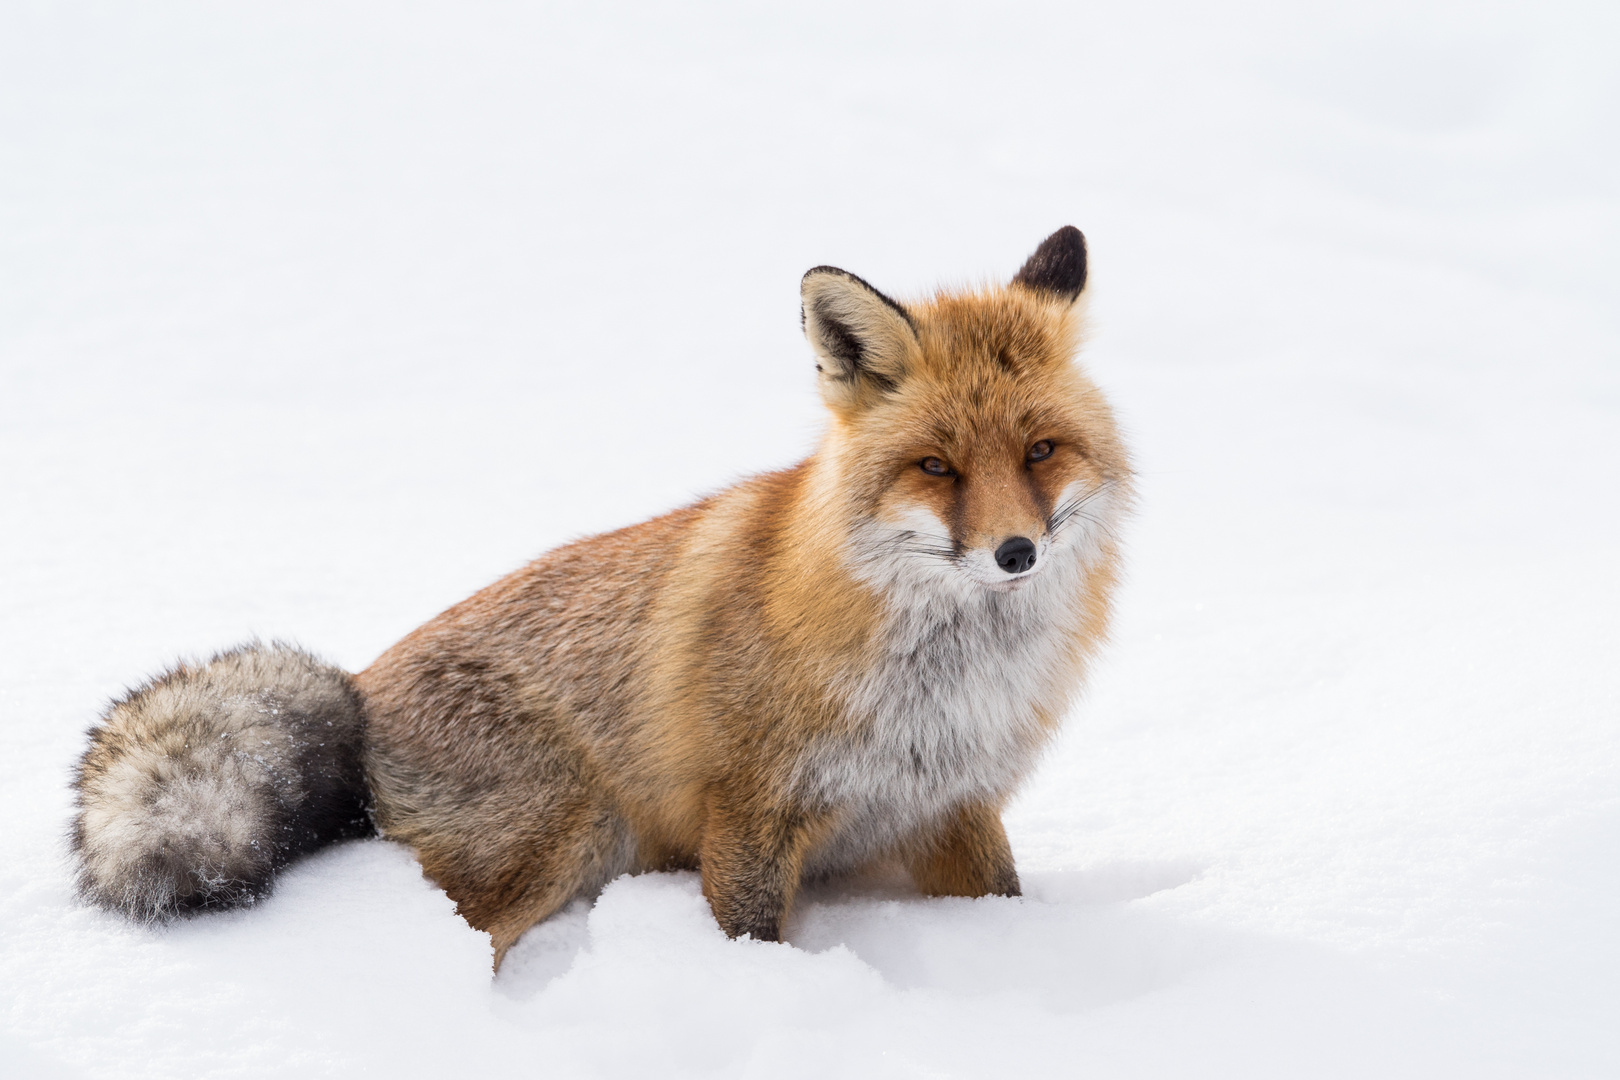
796,545,1091,876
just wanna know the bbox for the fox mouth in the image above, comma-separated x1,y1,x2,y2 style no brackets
857,516,1066,592
959,545,1050,590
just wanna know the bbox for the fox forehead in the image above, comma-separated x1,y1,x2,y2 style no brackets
910,285,1081,378
883,371,1089,458
854,289,1105,463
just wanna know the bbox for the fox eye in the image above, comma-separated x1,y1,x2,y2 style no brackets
1027,440,1055,462
919,457,951,476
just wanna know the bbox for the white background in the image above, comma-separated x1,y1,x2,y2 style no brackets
2,1,1616,1076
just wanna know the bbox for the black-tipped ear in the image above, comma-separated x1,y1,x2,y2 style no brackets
1012,226,1088,303
801,267,919,409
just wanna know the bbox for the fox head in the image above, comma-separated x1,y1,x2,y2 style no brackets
801,227,1131,595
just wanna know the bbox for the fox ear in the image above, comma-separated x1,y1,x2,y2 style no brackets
1012,226,1087,303
801,267,918,409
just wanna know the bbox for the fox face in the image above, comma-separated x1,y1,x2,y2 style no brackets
802,228,1131,597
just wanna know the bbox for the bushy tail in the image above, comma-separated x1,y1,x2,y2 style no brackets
70,641,373,921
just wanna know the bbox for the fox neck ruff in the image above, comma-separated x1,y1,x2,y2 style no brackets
788,456,1126,875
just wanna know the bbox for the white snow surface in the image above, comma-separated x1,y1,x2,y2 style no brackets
3,1,1618,1076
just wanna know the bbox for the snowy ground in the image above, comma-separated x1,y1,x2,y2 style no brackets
3,1,1618,1076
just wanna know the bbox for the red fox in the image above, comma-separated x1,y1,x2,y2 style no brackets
71,227,1132,966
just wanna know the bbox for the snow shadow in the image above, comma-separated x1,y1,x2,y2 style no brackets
496,859,1209,1011
792,861,1214,1012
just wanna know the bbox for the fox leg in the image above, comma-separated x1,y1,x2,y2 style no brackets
485,881,577,971
906,801,1021,898
397,790,633,971
698,796,828,941
480,811,629,970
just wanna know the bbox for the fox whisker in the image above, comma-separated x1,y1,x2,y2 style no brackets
1050,480,1115,536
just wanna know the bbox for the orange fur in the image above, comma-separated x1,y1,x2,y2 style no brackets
353,228,1133,965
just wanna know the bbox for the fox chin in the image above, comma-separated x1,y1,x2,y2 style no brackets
71,226,1133,968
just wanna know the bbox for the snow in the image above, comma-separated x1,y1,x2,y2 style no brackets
2,0,1617,1076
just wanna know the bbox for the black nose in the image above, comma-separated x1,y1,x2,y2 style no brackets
994,537,1037,574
